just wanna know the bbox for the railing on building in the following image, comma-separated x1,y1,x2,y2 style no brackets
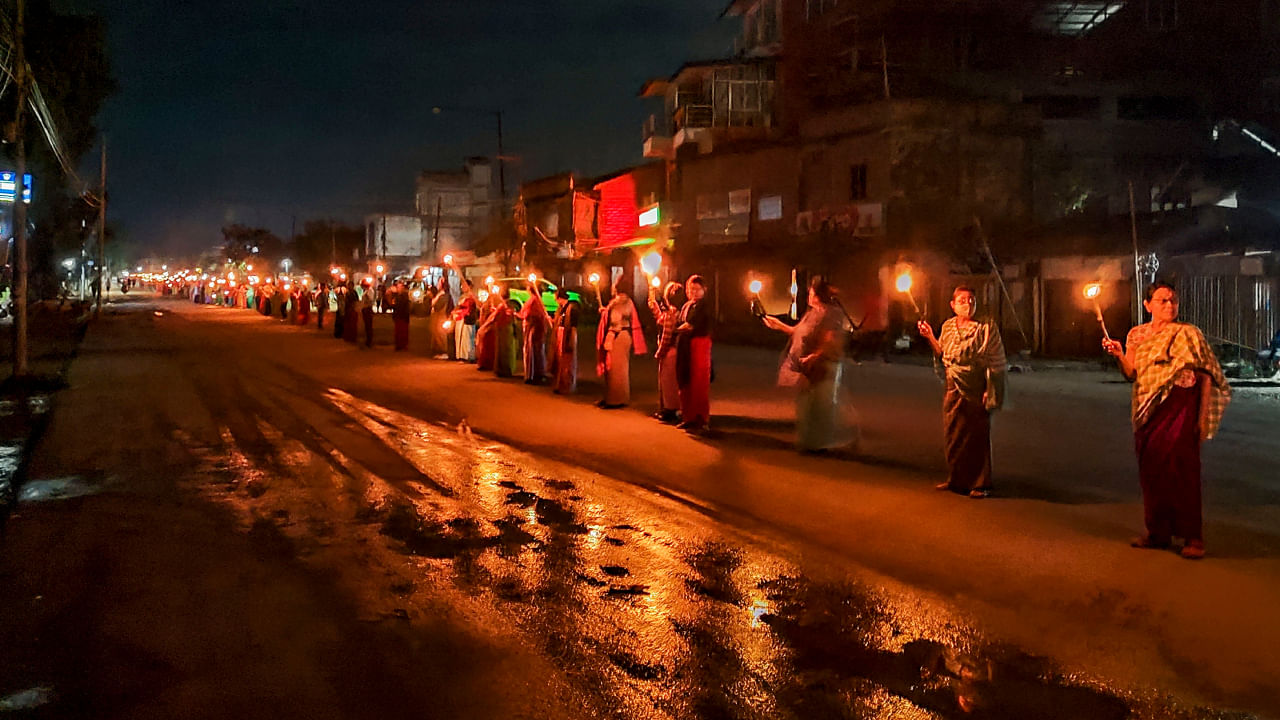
1175,274,1278,360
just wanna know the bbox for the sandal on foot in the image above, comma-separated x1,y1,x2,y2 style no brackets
1180,541,1205,559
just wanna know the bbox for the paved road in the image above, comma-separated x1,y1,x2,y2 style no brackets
1,295,1276,719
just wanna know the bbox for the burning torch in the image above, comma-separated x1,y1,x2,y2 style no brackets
748,277,766,318
1084,283,1111,341
640,251,662,298
588,272,603,305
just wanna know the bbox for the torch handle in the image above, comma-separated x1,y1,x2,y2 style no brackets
1092,301,1112,341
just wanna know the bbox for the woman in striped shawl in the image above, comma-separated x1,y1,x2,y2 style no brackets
1104,281,1230,559
918,286,1007,499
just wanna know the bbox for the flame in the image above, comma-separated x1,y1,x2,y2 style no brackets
527,273,537,283
588,272,601,284
748,279,763,295
650,276,662,289
443,319,453,330
477,290,490,302
443,254,454,265
1083,283,1102,299
895,272,913,293
640,251,662,276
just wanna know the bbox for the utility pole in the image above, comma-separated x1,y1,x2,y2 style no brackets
12,0,28,376
432,195,442,257
495,110,506,205
1128,181,1143,324
95,139,106,317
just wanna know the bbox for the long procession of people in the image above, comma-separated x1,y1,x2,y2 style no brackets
157,266,1230,559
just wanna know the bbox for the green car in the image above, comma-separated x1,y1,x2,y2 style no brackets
495,278,583,314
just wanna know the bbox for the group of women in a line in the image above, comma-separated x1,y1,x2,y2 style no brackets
915,281,1230,558
439,274,716,434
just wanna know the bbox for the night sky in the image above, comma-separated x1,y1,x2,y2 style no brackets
90,0,736,255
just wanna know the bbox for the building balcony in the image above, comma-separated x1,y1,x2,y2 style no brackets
644,134,674,159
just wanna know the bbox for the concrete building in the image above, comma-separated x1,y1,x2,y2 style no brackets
635,0,1280,352
364,214,424,274
415,157,497,265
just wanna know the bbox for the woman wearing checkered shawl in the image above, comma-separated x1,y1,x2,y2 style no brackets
918,286,1007,499
1104,282,1231,560
648,282,683,423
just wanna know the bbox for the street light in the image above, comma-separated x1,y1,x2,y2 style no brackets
432,105,506,202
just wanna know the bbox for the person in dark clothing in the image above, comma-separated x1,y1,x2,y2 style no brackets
332,284,346,339
343,284,360,344
391,280,411,351
316,283,328,330
676,275,713,433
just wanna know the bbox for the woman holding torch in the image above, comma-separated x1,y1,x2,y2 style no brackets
676,275,713,433
452,280,478,362
596,276,648,408
763,277,850,452
552,288,581,394
1103,281,1230,559
475,288,500,371
520,277,551,384
917,286,1007,499
428,276,454,359
492,286,519,378
648,281,684,423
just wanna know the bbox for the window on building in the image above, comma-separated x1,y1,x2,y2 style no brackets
697,191,750,245
758,195,783,221
850,164,868,201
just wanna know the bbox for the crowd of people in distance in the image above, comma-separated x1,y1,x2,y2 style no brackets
185,271,1230,559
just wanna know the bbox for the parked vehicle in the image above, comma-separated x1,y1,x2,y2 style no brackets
491,277,583,314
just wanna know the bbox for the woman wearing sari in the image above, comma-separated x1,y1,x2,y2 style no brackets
1103,281,1230,559
493,287,518,378
428,277,454,359
552,288,581,394
296,284,311,326
475,290,498,371
453,281,478,362
763,277,850,452
342,283,360,343
648,282,683,423
917,286,1007,499
675,275,713,433
520,281,551,384
596,278,648,408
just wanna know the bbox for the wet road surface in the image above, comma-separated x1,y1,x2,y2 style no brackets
0,297,1269,719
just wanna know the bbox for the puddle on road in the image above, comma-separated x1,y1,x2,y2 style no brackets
17,476,104,503
180,387,1253,720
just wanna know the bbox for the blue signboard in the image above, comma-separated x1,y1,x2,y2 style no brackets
0,171,33,204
